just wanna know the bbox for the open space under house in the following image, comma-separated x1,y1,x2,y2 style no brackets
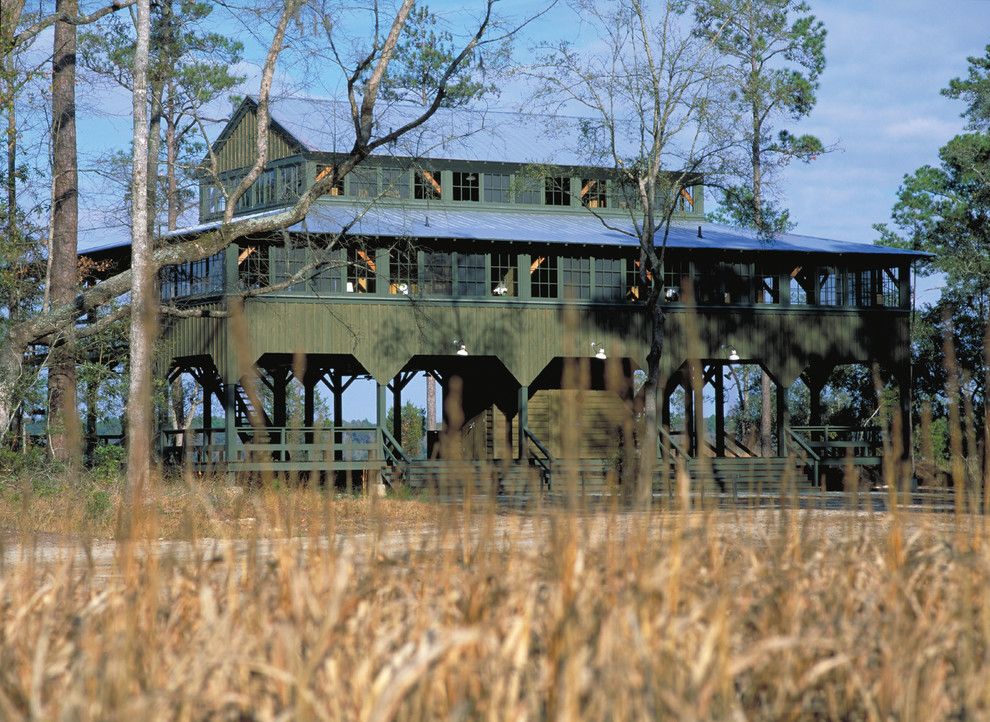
84,97,928,494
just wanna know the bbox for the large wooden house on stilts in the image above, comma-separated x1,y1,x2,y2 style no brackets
84,97,928,494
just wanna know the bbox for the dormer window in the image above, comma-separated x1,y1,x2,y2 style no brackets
452,171,479,202
545,176,571,206
347,168,378,199
580,179,607,209
316,165,344,196
414,169,442,200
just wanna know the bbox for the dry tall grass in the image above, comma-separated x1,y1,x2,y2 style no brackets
2,485,990,721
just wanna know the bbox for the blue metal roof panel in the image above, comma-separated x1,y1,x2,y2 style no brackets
164,202,927,257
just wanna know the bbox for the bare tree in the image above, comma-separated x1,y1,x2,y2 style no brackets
526,0,731,492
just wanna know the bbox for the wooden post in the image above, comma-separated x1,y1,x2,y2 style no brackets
517,385,529,460
223,377,236,471
392,374,402,444
714,364,725,456
684,381,695,456
693,368,706,458
376,382,387,460
777,382,789,456
809,377,823,426
273,368,288,428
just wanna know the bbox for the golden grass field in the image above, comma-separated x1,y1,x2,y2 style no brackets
1,478,989,721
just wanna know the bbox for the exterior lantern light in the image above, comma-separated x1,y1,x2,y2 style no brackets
728,348,740,362
493,282,508,296
592,342,607,361
455,341,469,356
398,283,409,295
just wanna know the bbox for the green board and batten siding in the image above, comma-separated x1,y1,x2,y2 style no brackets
213,107,300,174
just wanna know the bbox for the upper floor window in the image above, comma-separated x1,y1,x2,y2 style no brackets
316,165,344,196
484,173,510,203
347,168,378,199
347,247,376,293
581,179,607,209
381,168,410,199
414,169,442,200
278,164,304,202
881,267,899,307
595,258,625,301
545,176,571,206
817,267,838,305
491,252,516,296
256,168,277,206
674,186,695,213
560,257,590,299
790,266,811,305
756,265,779,304
423,251,452,294
452,171,479,202
515,175,542,205
613,181,640,210
457,253,486,295
390,247,418,294
531,255,558,298
204,184,225,215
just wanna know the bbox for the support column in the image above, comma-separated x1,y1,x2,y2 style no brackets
714,364,725,456
693,369,706,458
809,379,823,426
376,382,387,461
392,374,402,444
303,374,315,427
272,368,288,428
897,371,912,460
517,384,529,460
777,382,790,456
223,378,236,469
202,382,213,447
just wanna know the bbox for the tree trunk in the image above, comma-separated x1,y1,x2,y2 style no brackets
426,375,436,432
126,0,154,499
49,0,81,469
760,370,773,456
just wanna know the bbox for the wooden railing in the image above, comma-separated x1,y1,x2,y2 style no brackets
523,427,553,488
789,425,882,460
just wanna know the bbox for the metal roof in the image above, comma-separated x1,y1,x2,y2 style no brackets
257,95,634,167
161,202,928,258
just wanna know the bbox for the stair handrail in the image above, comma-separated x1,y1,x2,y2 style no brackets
523,427,553,487
381,426,411,466
786,427,821,487
657,426,684,459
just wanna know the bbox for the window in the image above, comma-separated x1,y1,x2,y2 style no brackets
613,181,639,210
233,178,251,211
160,251,226,301
381,168,410,199
673,186,695,213
271,245,309,294
414,169,442,200
544,176,571,206
347,247,376,293
491,252,516,296
159,265,176,301
204,184,225,215
256,168,277,207
311,248,344,294
756,266,779,304
662,261,686,303
817,267,837,305
239,245,269,290
530,255,558,298
627,258,648,302
452,171,479,202
581,179,608,209
515,175,542,205
789,266,811,305
347,168,378,199
484,173,510,203
457,253,486,295
881,267,899,307
390,247,418,294
316,165,344,196
560,257,590,299
723,263,751,304
423,252,451,295
278,164,303,201
594,258,625,301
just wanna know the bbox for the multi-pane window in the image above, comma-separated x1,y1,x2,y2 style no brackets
628,258,651,302
347,247,376,293
491,252,516,296
756,266,779,304
390,247,418,294
423,251,452,295
381,168,410,199
270,245,309,294
817,267,838,305
594,258,625,301
310,247,345,294
316,165,344,196
204,184,225,215
673,186,695,213
160,251,225,301
233,178,252,211
278,164,303,201
581,179,608,209
414,169,442,200
661,261,686,302
530,256,558,298
613,181,639,210
544,176,571,206
515,175,542,205
239,245,269,290
484,173,510,203
789,267,811,305
347,168,378,199
560,257,590,299
452,171,480,202
881,267,899,307
457,253,486,295
723,263,751,304
256,168,277,206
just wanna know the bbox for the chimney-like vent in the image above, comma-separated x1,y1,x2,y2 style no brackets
697,225,703,239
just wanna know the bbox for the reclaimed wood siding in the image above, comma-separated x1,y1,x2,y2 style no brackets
215,109,298,174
